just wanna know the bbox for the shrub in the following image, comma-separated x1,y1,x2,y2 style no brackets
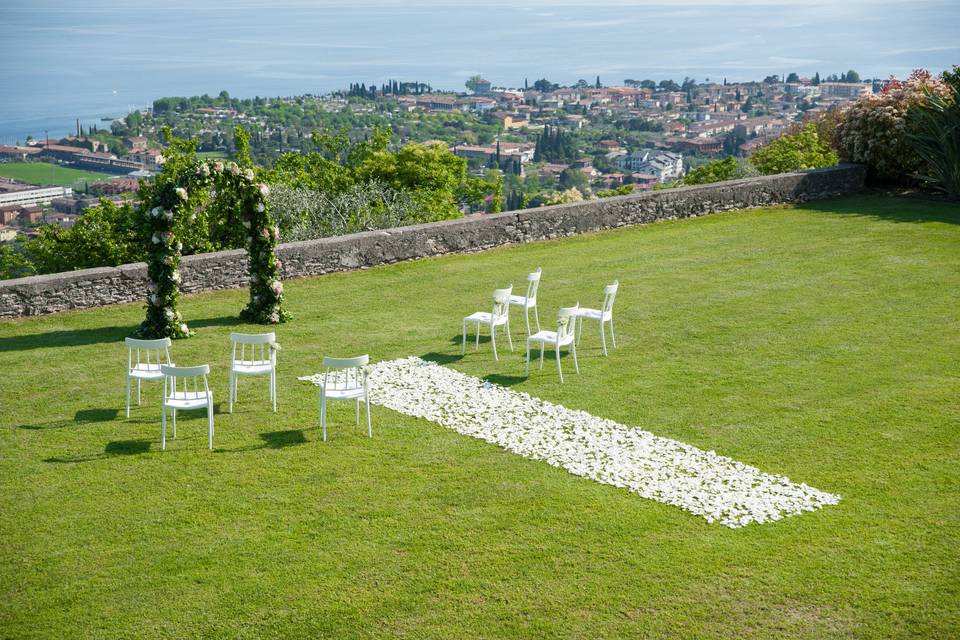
676,156,759,186
836,69,950,181
906,67,960,196
750,123,839,175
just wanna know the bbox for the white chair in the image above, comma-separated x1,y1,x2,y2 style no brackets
526,304,580,382
125,337,173,417
318,355,372,442
160,364,214,450
229,332,278,413
576,280,619,356
462,285,513,360
509,267,542,334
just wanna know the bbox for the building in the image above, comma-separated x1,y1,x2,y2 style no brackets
820,82,872,100
0,180,72,207
614,150,684,182
0,145,42,161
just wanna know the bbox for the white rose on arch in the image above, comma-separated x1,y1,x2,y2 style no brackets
175,187,188,201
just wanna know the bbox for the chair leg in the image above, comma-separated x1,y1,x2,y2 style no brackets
272,369,277,413
572,340,580,375
534,305,541,331
137,379,141,406
126,375,131,418
229,371,234,414
365,394,372,438
172,408,176,439
556,344,564,383
475,321,480,350
461,319,467,355
539,344,545,370
161,405,166,450
506,319,513,351
491,324,498,361
601,320,608,356
577,316,584,345
356,398,360,425
524,306,530,334
525,341,531,376
609,317,617,348
320,394,327,442
208,401,214,450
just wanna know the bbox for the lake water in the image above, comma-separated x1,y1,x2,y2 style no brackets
2,0,957,143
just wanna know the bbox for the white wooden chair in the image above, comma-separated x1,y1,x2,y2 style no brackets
229,332,278,413
462,285,513,360
526,304,580,382
160,364,214,450
576,280,619,356
125,337,173,417
318,355,371,442
509,267,542,334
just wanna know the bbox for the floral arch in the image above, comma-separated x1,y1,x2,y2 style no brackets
136,159,289,339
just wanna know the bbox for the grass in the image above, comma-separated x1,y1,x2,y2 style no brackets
0,162,117,188
1,195,958,639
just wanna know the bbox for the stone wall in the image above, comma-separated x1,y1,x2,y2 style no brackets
0,164,866,318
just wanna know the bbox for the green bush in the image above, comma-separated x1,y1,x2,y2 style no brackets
907,67,960,196
750,123,839,175
676,156,759,186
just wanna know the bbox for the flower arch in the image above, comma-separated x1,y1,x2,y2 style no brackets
136,160,289,339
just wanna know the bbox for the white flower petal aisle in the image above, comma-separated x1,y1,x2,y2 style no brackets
300,357,840,528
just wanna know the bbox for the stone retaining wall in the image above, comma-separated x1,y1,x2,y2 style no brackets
0,164,866,318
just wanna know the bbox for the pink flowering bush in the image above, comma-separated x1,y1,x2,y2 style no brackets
836,69,951,181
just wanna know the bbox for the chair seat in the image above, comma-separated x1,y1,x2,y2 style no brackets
464,311,507,326
576,307,609,321
320,385,365,400
165,391,213,410
232,361,273,375
508,295,535,307
129,363,171,380
527,330,574,346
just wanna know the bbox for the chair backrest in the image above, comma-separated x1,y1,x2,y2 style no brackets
557,304,580,341
602,280,620,314
125,337,172,372
161,364,210,400
231,332,277,364
524,267,542,301
322,355,370,391
492,285,513,322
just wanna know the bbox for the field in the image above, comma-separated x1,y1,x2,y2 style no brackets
0,162,117,188
1,195,958,639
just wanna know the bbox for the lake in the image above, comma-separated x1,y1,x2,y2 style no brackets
1,0,957,143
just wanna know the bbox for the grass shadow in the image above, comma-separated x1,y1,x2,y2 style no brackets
260,429,307,449
483,373,527,387
44,438,152,463
797,187,960,225
0,315,239,353
75,408,119,423
420,351,464,365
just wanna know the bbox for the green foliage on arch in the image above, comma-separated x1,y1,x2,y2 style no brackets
135,131,289,339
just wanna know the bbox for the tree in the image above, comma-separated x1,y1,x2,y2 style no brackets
813,72,821,86
0,244,35,280
640,79,657,90
576,79,589,89
845,69,861,83
763,75,780,84
595,75,602,89
906,67,960,196
681,77,697,90
786,72,800,83
533,78,558,92
465,75,485,94
750,123,839,175
658,79,680,92
559,168,589,193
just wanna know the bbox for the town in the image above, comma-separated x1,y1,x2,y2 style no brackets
0,71,874,240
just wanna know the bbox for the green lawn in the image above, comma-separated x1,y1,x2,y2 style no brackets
1,195,958,639
0,162,116,187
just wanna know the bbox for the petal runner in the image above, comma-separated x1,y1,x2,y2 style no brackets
301,357,840,528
